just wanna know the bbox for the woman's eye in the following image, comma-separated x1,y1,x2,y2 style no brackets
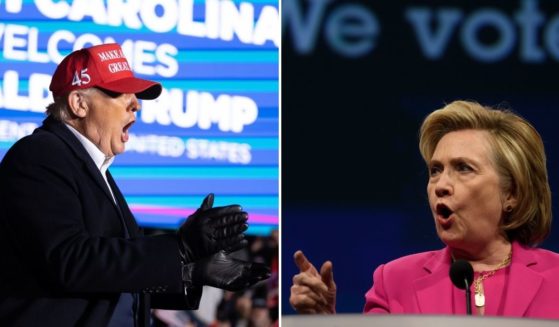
429,166,441,176
457,163,473,172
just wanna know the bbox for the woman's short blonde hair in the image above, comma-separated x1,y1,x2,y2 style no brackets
419,100,551,246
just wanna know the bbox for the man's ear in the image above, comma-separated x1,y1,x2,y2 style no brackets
67,90,89,118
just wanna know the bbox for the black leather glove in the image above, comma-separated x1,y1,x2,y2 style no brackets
178,194,248,263
183,251,271,292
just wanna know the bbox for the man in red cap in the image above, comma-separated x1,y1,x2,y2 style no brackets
0,43,269,327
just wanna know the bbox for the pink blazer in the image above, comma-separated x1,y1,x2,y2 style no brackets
364,242,559,318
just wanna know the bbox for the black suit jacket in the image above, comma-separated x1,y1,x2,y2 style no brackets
0,116,201,326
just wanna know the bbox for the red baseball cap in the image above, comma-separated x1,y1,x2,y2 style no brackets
49,43,162,100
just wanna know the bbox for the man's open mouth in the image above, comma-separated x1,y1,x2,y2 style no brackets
122,121,134,142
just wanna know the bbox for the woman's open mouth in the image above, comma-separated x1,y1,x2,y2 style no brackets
436,203,454,228
436,203,453,219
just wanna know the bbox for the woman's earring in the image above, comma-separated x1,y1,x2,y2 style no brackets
505,205,513,212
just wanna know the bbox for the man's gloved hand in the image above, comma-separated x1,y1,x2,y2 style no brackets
183,251,271,292
178,194,248,263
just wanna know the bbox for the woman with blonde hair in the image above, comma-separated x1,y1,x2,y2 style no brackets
290,100,559,317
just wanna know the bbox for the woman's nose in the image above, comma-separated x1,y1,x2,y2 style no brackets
434,172,453,197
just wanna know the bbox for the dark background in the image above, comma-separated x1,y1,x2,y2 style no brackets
281,0,559,314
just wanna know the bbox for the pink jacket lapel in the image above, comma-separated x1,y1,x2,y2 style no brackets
414,247,455,314
502,242,543,316
412,242,543,315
